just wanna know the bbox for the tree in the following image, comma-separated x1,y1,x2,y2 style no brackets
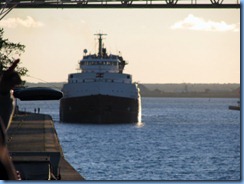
0,28,28,76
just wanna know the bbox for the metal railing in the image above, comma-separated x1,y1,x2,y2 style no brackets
0,0,240,20
0,0,240,6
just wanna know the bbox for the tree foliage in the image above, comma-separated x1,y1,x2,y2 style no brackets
0,28,28,76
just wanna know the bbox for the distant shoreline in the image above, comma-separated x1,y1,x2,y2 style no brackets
25,82,240,98
141,92,239,98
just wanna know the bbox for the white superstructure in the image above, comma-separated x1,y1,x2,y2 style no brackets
62,34,140,100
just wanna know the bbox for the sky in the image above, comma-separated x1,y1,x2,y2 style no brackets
0,7,240,84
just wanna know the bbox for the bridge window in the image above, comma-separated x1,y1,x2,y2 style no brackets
80,60,119,66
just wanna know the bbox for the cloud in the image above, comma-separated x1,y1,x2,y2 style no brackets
171,14,239,32
0,16,44,28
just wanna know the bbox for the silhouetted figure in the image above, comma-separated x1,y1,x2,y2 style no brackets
0,59,22,180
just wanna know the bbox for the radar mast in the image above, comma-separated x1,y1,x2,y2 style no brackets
94,33,107,56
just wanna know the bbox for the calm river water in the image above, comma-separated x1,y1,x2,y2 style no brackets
17,97,240,181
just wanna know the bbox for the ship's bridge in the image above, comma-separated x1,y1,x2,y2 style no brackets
79,54,123,73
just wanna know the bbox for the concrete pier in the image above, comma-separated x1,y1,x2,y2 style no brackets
6,112,84,180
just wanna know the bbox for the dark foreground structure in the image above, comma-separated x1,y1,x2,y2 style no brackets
0,0,240,21
7,112,84,180
0,0,240,9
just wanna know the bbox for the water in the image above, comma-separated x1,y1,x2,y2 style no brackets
16,97,240,180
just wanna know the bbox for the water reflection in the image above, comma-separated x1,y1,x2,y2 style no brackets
136,121,144,128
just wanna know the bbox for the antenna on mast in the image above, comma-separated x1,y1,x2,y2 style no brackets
94,33,107,56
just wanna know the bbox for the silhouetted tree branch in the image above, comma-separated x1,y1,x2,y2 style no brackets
0,28,28,77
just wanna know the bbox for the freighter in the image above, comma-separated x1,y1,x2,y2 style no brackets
59,33,141,123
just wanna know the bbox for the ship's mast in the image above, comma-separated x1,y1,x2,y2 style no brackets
94,33,107,56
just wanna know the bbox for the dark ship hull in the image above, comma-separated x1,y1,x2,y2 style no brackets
60,95,140,124
228,105,240,111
